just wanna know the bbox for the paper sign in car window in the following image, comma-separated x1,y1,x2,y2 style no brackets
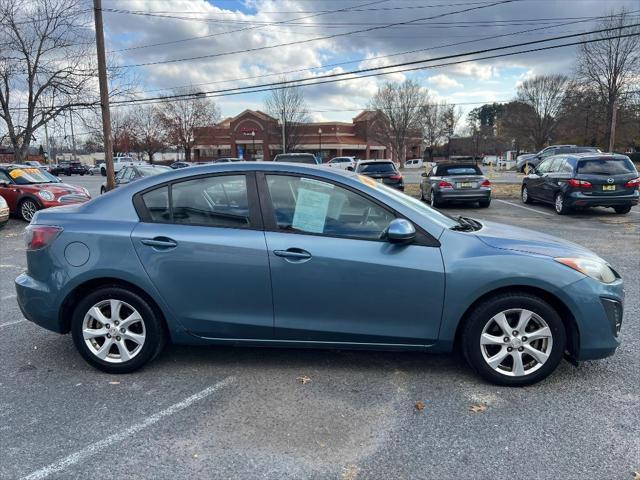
9,169,24,179
292,187,330,233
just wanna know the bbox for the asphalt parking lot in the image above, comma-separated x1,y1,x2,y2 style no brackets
1,175,639,480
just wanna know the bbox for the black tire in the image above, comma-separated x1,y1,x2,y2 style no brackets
19,198,40,222
101,167,106,176
460,292,566,387
479,199,491,208
521,185,533,204
100,186,106,195
614,205,631,214
554,192,570,215
430,190,441,208
71,287,166,374
419,186,426,201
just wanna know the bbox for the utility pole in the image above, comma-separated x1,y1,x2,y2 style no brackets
608,99,618,153
281,114,286,154
69,110,77,161
93,0,115,190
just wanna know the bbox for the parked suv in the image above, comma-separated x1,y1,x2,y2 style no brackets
0,165,91,221
355,160,404,190
516,146,599,173
50,161,88,176
521,153,639,214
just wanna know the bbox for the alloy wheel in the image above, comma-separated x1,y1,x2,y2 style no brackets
20,200,38,222
522,187,528,203
555,194,564,214
479,308,553,377
82,299,146,363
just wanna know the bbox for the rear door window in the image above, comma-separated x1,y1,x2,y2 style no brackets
576,158,636,175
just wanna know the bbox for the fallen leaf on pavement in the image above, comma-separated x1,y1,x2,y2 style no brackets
469,404,487,413
297,375,311,385
415,401,426,411
633,471,640,480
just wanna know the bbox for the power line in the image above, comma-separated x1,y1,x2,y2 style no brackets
136,14,622,95
108,0,517,57
111,24,640,105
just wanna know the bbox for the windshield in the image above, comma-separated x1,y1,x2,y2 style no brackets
42,170,61,183
138,166,172,176
9,168,54,184
357,162,396,174
374,182,459,229
576,158,636,175
439,166,482,176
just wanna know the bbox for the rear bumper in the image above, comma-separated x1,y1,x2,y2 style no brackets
566,190,639,207
437,189,491,202
0,207,9,226
15,273,65,333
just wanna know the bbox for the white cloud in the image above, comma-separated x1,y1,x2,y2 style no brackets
426,74,462,89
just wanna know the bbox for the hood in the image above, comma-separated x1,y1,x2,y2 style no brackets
42,183,87,195
517,153,536,162
474,220,599,259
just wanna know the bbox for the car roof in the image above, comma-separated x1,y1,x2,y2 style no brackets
358,159,393,164
275,152,314,156
563,152,632,161
435,161,479,167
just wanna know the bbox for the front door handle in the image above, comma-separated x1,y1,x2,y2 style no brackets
141,237,178,249
273,248,312,261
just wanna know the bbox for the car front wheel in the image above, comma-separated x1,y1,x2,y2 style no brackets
19,198,40,222
521,185,533,204
461,292,565,386
71,287,166,373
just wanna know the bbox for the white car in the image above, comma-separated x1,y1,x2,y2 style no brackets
482,155,498,166
404,158,424,169
326,156,356,170
100,156,148,176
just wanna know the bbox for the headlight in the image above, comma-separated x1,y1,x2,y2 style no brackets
555,257,617,283
38,190,55,201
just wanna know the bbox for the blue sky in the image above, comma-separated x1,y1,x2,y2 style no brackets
101,0,639,126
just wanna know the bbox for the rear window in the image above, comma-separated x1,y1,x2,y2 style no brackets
438,165,482,176
357,162,396,174
274,154,317,164
576,158,636,175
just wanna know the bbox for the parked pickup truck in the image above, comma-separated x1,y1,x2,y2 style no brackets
101,156,147,176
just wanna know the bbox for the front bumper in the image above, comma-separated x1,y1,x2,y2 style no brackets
566,190,639,207
15,273,66,333
560,276,624,361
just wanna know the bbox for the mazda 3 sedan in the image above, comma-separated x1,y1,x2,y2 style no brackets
15,163,624,386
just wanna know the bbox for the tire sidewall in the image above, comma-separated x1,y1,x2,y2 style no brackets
19,198,39,222
71,287,164,373
462,294,566,387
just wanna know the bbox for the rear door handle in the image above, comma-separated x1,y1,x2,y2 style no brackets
141,237,178,249
273,248,312,261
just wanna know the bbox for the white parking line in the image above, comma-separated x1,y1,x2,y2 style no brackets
20,376,235,480
0,319,26,328
2,294,17,301
494,199,554,216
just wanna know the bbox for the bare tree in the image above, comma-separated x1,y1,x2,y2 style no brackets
158,90,220,162
0,0,96,162
265,79,309,153
369,79,426,166
441,103,462,158
131,105,166,164
419,100,442,162
516,74,569,150
498,101,538,154
575,8,640,151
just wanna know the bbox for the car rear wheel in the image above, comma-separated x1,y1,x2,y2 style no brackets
479,199,491,208
19,198,39,222
461,292,565,386
554,193,570,215
614,205,631,214
71,287,166,373
430,190,441,208
521,185,533,204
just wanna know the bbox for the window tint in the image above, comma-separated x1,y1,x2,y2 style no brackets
541,148,555,158
265,175,395,240
548,158,564,172
172,175,250,227
560,159,574,173
0,171,12,183
141,186,170,222
438,165,482,176
537,160,552,173
357,162,396,174
576,158,636,175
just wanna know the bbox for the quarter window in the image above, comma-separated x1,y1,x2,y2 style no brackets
172,175,250,227
141,186,170,222
265,175,395,240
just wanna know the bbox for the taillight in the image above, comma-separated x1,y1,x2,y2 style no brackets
438,180,453,189
389,174,403,181
567,179,592,188
481,179,491,187
624,177,640,188
25,225,62,250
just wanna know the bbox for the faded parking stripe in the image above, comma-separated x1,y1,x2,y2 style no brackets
20,376,235,480
0,319,26,328
494,199,554,216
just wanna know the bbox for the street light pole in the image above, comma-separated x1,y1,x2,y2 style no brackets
251,130,255,160
318,128,322,163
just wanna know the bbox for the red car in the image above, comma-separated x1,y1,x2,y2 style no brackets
0,165,91,221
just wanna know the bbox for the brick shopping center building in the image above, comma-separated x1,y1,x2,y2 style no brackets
193,109,423,162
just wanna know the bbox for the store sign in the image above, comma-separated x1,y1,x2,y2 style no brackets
239,126,259,136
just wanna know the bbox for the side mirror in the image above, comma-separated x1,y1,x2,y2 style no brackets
384,219,416,244
0,181,9,188
421,172,428,177
347,166,354,171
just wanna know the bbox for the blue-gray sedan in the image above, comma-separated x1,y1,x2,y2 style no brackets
15,163,624,386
